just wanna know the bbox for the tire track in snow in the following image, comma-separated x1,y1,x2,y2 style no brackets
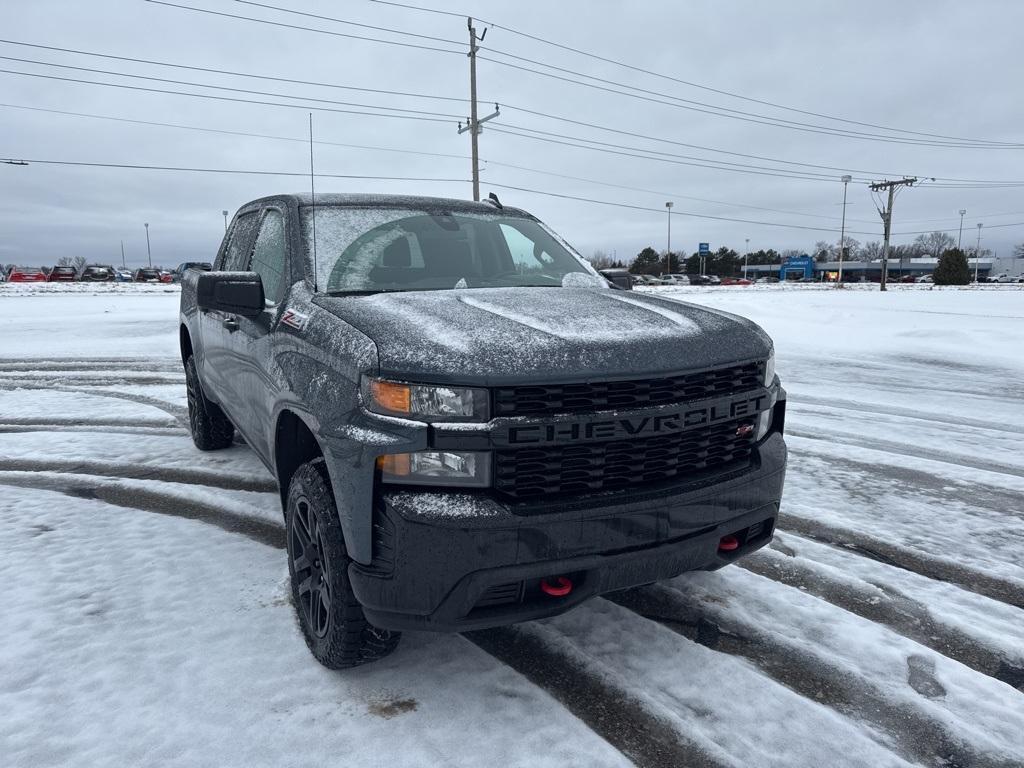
607,584,1016,768
0,473,284,549
740,548,1024,691
0,381,188,425
787,429,1024,479
465,625,727,768
779,515,1024,611
0,423,185,436
0,458,277,493
788,396,1022,436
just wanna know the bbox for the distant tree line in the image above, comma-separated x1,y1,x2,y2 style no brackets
583,230,1012,279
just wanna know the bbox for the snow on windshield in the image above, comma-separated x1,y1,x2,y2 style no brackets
301,206,602,293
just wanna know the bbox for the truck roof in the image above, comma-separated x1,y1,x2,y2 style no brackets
241,193,531,218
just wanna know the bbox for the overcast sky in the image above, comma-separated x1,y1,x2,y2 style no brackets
2,0,1023,268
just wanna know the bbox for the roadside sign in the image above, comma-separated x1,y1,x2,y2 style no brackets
699,242,710,255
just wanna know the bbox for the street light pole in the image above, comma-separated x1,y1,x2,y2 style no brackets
665,202,673,275
837,175,852,286
222,209,229,231
975,223,983,283
144,222,151,267
958,209,967,250
744,237,749,278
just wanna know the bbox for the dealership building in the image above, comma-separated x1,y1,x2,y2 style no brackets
743,255,997,282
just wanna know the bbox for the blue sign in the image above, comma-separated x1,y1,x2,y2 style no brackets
698,242,710,255
779,254,815,280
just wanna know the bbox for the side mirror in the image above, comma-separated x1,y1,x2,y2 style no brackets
197,272,264,317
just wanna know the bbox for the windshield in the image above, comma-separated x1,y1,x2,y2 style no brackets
301,206,604,294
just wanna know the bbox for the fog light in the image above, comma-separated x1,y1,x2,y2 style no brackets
377,450,491,488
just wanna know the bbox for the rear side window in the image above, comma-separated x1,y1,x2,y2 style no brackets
221,212,259,271
250,210,288,305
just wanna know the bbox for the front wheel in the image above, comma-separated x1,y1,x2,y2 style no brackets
286,459,401,669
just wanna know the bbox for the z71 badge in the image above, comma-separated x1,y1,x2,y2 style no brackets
280,309,309,331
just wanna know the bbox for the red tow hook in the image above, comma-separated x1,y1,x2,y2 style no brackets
718,535,741,553
540,576,573,597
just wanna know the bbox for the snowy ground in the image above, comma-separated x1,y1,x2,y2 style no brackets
1,282,1022,768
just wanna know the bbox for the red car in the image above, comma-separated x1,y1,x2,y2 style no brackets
159,270,173,283
6,266,47,283
720,277,753,286
47,265,78,282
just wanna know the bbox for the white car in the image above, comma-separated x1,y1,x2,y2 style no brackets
916,275,933,283
992,273,1022,283
663,274,690,285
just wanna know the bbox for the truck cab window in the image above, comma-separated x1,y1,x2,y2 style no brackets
250,210,287,305
221,211,259,271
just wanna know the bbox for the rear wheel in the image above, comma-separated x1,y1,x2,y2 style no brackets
184,355,234,450
286,458,400,669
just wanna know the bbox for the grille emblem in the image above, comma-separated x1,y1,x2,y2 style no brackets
736,423,755,438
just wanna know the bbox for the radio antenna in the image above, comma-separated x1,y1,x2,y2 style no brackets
308,112,318,292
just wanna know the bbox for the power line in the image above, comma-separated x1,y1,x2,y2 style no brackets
0,38,470,104
0,103,470,161
363,0,1019,148
488,125,872,184
502,104,1024,185
0,56,464,118
4,155,1021,238
478,55,1023,150
481,181,1024,238
0,156,468,182
144,0,464,56
0,68,455,123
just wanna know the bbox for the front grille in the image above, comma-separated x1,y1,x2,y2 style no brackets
494,418,756,499
493,361,765,417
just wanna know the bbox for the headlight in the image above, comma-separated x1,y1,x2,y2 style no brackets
362,377,489,422
763,350,776,387
377,450,491,487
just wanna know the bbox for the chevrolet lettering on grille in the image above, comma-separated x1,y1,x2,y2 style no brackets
501,392,770,446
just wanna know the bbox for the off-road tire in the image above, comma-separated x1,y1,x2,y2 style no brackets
184,355,234,450
286,458,401,669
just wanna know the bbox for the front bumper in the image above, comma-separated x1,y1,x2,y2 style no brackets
350,431,786,632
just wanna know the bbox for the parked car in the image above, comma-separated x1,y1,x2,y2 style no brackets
159,270,174,283
6,266,47,283
992,273,1023,283
598,268,633,290
173,262,213,282
662,274,690,285
114,268,134,282
916,275,933,284
78,264,116,282
688,274,717,286
179,193,787,669
720,277,752,286
47,265,78,282
133,267,163,282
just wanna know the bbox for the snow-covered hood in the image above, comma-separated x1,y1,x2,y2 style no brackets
316,287,771,385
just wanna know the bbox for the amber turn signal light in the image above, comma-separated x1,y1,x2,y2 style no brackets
370,379,411,414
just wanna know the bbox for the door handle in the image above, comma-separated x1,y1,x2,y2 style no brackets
222,317,239,332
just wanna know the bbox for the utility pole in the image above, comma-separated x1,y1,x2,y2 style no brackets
958,209,967,250
222,209,229,231
458,18,500,202
975,223,983,283
837,175,852,286
144,222,152,267
744,237,749,279
120,240,126,268
869,177,917,291
665,202,673,274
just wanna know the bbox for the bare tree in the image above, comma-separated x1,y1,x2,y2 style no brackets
860,241,883,262
588,249,614,270
56,256,74,267
1013,243,1024,258
812,240,835,262
72,255,87,271
913,231,955,258
780,249,803,260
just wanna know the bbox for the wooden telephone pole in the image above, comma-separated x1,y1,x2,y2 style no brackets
869,177,917,291
458,18,500,201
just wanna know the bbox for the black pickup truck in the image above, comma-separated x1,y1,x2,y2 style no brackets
179,193,787,668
